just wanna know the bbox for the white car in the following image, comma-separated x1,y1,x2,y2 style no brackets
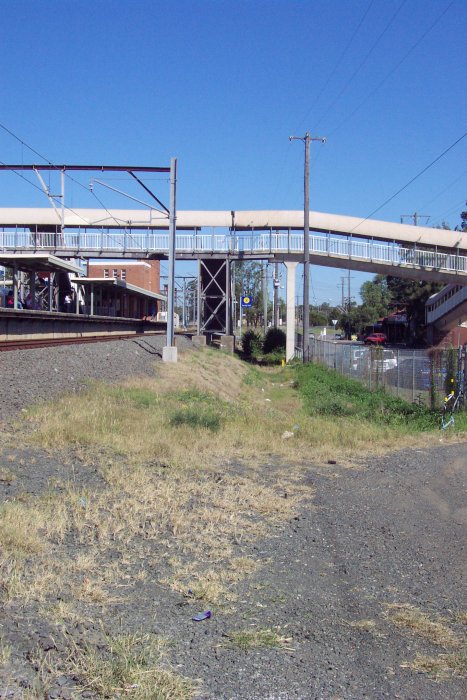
351,348,368,371
372,349,397,372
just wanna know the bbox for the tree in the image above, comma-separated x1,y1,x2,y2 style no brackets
457,200,467,231
359,275,391,322
234,261,265,328
385,276,443,343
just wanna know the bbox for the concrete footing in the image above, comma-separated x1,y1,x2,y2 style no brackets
162,346,178,363
192,335,207,347
218,335,235,353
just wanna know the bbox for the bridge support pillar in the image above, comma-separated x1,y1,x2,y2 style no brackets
285,261,298,362
198,258,231,335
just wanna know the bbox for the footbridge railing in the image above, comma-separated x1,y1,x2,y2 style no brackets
1,228,466,276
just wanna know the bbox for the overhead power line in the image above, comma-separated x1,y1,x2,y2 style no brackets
328,0,455,137
313,0,407,131
297,0,375,132
350,131,467,232
417,169,467,212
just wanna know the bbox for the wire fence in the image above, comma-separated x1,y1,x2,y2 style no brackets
302,339,467,409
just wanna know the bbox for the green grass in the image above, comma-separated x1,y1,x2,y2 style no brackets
169,407,222,432
294,363,441,432
223,627,293,651
168,388,231,432
108,386,161,409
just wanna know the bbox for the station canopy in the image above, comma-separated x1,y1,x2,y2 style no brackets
0,253,84,275
70,276,167,302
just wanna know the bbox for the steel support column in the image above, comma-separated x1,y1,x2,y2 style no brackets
199,258,229,334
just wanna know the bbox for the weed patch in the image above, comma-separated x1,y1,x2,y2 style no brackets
223,627,293,651
294,363,439,432
385,603,466,680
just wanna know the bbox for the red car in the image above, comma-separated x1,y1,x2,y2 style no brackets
364,332,387,345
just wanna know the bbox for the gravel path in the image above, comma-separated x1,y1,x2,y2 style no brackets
0,339,465,699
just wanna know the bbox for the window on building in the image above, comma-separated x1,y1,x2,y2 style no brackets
121,269,127,280
104,269,109,278
112,269,118,278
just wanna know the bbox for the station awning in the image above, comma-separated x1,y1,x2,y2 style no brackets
70,276,167,302
0,253,84,275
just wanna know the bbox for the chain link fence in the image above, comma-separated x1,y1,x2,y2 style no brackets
299,338,467,409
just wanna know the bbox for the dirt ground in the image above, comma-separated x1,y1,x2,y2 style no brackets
0,432,465,699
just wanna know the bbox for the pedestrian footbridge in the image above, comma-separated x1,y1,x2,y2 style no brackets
1,208,466,350
0,208,466,283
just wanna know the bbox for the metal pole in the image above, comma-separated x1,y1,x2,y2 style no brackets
262,262,268,333
61,168,65,243
197,259,201,335
303,134,310,360
274,261,280,328
232,262,236,333
167,157,177,347
182,277,186,328
289,132,326,363
225,259,231,335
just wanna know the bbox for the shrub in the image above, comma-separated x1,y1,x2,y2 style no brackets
242,329,263,358
263,328,286,355
260,352,285,366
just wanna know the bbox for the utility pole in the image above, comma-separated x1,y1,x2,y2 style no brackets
273,262,280,328
289,132,326,362
347,270,351,313
400,213,430,226
262,262,268,333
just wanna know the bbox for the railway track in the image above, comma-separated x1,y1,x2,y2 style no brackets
0,331,165,352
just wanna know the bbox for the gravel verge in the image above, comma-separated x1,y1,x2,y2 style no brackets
0,339,465,699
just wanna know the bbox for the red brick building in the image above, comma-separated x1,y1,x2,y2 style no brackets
87,260,161,294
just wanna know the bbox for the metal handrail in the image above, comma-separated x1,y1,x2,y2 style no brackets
1,229,466,275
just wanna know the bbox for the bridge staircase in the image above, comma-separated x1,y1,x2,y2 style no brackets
426,284,467,347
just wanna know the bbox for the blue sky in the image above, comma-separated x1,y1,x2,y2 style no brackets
1,0,466,305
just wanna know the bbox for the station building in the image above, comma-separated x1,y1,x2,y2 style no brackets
87,260,161,295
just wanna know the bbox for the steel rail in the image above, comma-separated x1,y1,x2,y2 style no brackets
0,331,165,352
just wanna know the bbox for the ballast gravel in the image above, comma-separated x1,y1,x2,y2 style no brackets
0,334,192,420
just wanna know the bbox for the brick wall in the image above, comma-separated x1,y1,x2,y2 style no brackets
87,260,160,293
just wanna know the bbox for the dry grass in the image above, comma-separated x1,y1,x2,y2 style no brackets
385,604,460,648
3,348,457,696
385,603,466,680
222,627,293,651
66,632,195,699
0,467,16,483
0,636,12,665
401,648,467,680
346,618,386,638
24,349,425,467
